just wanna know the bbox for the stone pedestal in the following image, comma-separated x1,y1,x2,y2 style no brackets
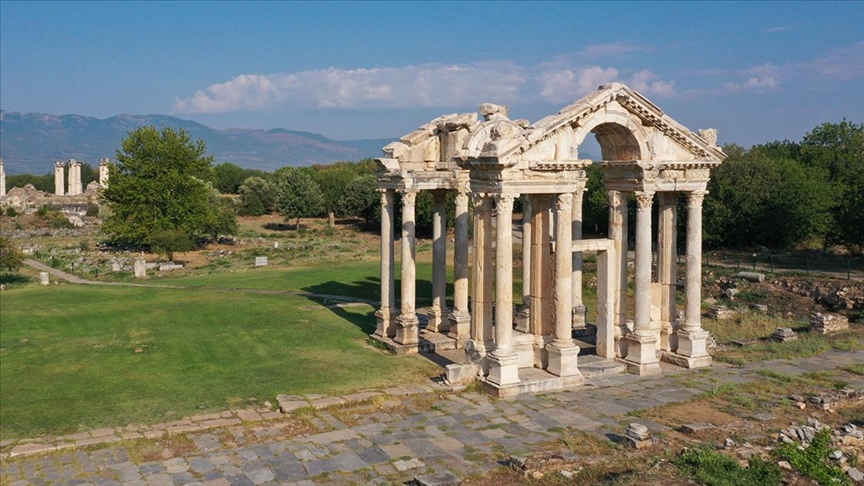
395,313,419,346
487,353,520,386
134,257,146,278
665,328,712,368
624,331,662,375
39,272,50,285
546,342,582,378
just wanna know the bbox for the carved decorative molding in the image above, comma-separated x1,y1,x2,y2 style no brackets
635,191,655,210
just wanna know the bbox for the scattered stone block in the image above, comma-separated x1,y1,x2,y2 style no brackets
724,288,739,300
751,303,769,313
509,452,565,476
810,312,849,334
708,305,735,319
159,263,183,271
393,458,425,472
134,257,146,278
624,423,652,449
254,256,268,267
444,363,480,386
311,397,347,409
849,467,864,482
412,471,461,486
730,339,758,347
771,327,798,342
681,423,716,434
39,272,50,285
736,271,765,283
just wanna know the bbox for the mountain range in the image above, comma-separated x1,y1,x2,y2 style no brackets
0,110,394,175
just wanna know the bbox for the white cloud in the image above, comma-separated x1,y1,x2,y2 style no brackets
723,63,781,93
576,42,650,59
175,63,529,113
629,70,676,97
536,67,620,103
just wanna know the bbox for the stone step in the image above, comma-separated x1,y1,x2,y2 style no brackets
578,355,627,378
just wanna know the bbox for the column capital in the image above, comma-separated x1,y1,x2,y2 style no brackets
556,193,573,212
608,189,625,207
55,161,65,169
688,190,708,207
397,189,417,205
379,189,394,206
572,186,587,204
455,191,469,207
635,191,655,210
472,193,491,211
495,194,515,215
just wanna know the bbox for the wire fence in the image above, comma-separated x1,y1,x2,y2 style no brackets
698,250,863,281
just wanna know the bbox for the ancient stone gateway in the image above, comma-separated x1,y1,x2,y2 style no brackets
372,83,725,397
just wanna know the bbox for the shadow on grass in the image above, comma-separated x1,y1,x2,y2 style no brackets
0,273,32,285
302,277,440,335
263,222,296,231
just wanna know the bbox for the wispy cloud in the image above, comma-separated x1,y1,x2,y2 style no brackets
762,25,792,33
175,59,677,114
723,63,781,93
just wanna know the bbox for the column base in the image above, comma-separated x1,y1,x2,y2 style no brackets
426,306,449,334
447,310,471,345
487,352,520,386
659,320,680,352
676,328,711,359
661,351,712,369
374,308,398,339
546,343,582,378
572,305,587,330
623,331,662,376
395,313,420,346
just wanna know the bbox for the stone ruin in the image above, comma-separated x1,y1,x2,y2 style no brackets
371,83,725,396
0,157,111,217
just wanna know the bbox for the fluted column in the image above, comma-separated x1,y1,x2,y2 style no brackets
448,191,471,342
657,192,678,351
395,189,419,346
528,195,553,368
487,194,520,387
571,186,586,329
427,190,448,333
675,190,712,367
548,193,581,378
375,189,397,338
55,161,66,196
624,191,661,375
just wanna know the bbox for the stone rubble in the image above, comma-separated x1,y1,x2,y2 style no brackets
771,327,798,342
810,312,850,334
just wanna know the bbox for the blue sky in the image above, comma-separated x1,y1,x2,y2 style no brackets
1,1,862,147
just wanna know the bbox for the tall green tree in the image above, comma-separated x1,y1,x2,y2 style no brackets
238,176,276,216
311,164,360,227
800,120,864,253
101,126,236,249
274,167,325,229
212,162,246,194
0,237,25,273
338,174,379,224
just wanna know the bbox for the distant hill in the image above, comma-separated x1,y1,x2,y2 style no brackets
0,110,394,175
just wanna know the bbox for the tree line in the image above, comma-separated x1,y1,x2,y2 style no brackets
5,121,862,258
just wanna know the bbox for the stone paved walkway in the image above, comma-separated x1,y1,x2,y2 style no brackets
2,349,863,486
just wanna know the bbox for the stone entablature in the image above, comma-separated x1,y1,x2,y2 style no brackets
373,83,724,397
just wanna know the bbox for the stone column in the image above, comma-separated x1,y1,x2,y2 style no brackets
469,194,494,357
488,194,520,386
55,161,66,196
375,189,397,338
676,191,712,368
548,193,581,377
515,195,532,333
529,195,553,368
0,158,6,197
572,186,586,329
624,191,661,375
448,191,471,342
657,192,678,351
99,158,110,186
134,256,147,278
395,189,419,346
608,190,628,355
427,191,449,333
68,160,82,196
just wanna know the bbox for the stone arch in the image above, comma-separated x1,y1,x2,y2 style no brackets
572,110,651,161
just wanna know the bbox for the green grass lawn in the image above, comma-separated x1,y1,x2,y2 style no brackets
0,271,439,440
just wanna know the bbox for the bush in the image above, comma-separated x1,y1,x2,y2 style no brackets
5,207,17,217
148,229,195,262
85,203,100,217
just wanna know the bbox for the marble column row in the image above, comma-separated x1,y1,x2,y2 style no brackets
607,189,711,374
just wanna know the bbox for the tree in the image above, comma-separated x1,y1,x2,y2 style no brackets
312,164,360,227
6,172,54,193
101,126,236,248
238,176,276,216
212,162,246,194
338,174,379,224
800,120,864,253
274,167,325,229
0,237,24,273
